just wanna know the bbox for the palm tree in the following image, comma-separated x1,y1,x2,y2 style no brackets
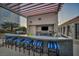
15,26,27,34
17,27,26,31
1,22,19,33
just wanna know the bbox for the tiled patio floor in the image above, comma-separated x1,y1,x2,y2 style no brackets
0,46,47,56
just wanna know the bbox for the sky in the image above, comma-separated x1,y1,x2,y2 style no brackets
20,16,27,28
58,3,79,25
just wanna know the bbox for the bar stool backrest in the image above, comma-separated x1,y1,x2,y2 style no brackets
23,38,32,45
33,40,38,46
48,41,60,49
48,42,56,49
37,41,43,47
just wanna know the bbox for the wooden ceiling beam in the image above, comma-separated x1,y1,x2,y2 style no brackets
17,3,58,12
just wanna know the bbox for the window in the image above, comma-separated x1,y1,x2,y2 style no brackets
67,25,70,36
61,27,62,33
38,18,41,20
41,26,48,31
75,24,79,39
29,21,32,23
63,26,65,34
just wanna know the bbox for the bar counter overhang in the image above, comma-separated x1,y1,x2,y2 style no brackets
4,33,72,41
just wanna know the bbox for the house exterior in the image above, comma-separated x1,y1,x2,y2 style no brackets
59,16,79,39
59,16,79,55
27,12,58,36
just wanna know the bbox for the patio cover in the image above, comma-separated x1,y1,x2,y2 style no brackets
0,3,63,17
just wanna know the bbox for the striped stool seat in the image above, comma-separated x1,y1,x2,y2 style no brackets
48,42,59,56
4,36,17,48
22,38,33,55
13,38,25,51
24,39,33,50
5,36,15,44
33,40,38,47
14,38,25,47
34,41,43,48
8,37,17,45
5,36,13,39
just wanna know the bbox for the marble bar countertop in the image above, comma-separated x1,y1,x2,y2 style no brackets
4,33,72,41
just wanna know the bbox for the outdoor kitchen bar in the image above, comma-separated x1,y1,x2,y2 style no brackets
0,3,73,56
3,34,73,56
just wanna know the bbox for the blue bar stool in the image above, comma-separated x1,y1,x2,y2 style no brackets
7,36,17,49
14,38,25,51
22,38,33,55
22,39,30,53
5,36,14,48
5,36,12,39
32,40,38,56
4,36,9,47
36,41,43,56
18,38,25,52
55,42,60,56
12,38,19,51
10,37,18,49
22,39,27,53
32,40,43,56
47,41,59,56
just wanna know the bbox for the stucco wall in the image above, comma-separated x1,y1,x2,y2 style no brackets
27,13,58,35
60,24,75,38
73,41,79,56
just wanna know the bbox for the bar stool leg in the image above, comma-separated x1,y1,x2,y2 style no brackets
39,48,41,56
28,49,30,56
8,44,9,48
5,41,7,48
26,45,30,56
40,51,41,56
33,50,35,56
5,43,7,48
40,48,43,56
56,49,59,56
2,41,4,47
19,47,21,52
33,47,35,56
10,42,13,49
48,49,50,56
40,52,42,56
7,43,8,48
11,45,13,49
23,47,25,53
15,46,17,51
48,51,49,56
